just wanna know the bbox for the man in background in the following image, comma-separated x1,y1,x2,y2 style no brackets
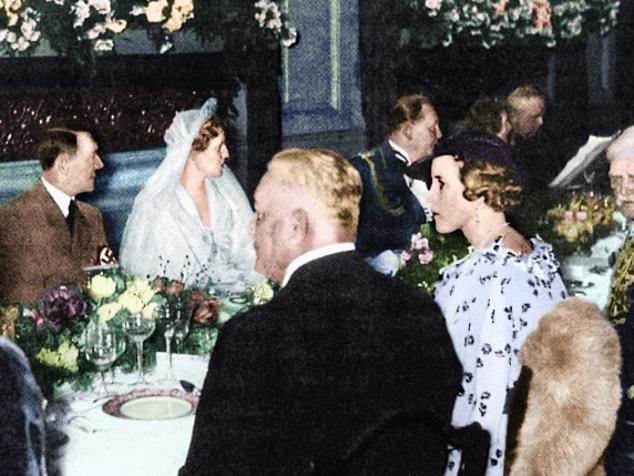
466,97,513,143
0,126,114,304
349,94,441,274
180,148,462,475
603,125,634,475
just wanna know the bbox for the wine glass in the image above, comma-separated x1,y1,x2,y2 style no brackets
122,313,156,385
156,304,178,384
173,305,191,354
85,321,122,397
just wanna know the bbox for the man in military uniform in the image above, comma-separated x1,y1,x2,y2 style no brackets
349,94,441,274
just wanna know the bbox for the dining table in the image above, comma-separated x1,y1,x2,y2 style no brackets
52,352,210,476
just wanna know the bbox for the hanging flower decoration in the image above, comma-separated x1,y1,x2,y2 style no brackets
399,0,620,50
0,0,298,58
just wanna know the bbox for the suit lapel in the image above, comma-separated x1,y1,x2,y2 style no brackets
33,182,72,250
71,204,93,260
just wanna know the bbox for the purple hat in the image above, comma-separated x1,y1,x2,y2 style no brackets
431,130,525,186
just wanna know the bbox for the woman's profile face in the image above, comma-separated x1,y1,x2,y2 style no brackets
426,154,475,234
195,129,229,178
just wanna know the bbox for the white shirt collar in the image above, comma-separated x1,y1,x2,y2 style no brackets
388,140,411,165
41,177,74,217
282,242,355,287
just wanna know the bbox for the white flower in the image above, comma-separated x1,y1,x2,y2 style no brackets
88,0,111,14
71,1,91,28
0,29,8,43
16,36,30,51
88,274,116,300
145,0,168,23
141,301,159,319
400,251,411,267
425,0,442,9
119,290,145,314
106,18,126,33
6,31,17,43
97,301,123,321
130,6,145,16
86,22,106,39
267,18,282,31
159,38,173,53
281,27,297,47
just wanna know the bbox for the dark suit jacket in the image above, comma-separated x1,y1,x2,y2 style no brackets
180,251,462,475
349,142,427,256
0,181,109,304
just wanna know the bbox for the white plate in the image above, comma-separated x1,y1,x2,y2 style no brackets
103,388,198,420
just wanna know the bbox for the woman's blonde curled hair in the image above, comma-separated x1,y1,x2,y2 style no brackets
460,157,523,212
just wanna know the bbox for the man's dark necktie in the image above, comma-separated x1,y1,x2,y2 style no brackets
66,199,76,233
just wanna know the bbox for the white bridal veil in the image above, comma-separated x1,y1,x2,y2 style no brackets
120,97,261,291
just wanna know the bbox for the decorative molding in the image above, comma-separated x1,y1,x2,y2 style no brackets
329,0,341,111
281,0,364,137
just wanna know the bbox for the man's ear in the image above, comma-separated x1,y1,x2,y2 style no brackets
402,123,413,142
287,208,309,245
56,153,71,174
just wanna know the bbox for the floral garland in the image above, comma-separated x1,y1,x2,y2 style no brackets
0,0,297,58
397,223,471,296
399,0,620,50
1,268,276,396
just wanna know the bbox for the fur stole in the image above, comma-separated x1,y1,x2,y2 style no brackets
507,297,622,476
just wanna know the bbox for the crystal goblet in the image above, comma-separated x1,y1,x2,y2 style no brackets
122,313,156,385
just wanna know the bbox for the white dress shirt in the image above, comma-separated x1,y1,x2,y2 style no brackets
388,140,432,220
41,177,74,217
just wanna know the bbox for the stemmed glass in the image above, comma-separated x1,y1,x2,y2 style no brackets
156,304,178,384
85,321,124,397
173,303,191,354
122,313,156,385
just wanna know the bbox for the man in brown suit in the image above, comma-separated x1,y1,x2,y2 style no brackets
0,127,112,304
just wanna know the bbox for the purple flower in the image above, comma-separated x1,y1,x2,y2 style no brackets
41,286,87,327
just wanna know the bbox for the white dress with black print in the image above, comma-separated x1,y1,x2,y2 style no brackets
435,237,567,476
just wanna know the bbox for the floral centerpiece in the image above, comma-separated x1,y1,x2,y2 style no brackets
398,0,620,50
14,284,93,396
397,223,470,296
9,266,278,395
538,194,617,256
0,0,298,60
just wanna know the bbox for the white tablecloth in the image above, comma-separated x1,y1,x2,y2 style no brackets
57,353,209,476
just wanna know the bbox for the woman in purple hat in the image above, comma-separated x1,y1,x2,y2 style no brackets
426,131,567,476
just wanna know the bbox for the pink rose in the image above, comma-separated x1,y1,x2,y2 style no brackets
575,210,588,222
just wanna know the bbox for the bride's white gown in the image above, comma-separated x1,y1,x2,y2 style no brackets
119,97,262,293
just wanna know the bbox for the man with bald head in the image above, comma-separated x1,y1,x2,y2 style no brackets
180,148,462,475
0,126,113,304
604,126,634,475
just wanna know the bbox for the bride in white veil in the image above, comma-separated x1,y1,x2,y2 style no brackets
120,97,262,293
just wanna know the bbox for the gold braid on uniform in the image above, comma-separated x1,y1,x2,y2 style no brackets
359,150,405,216
606,238,634,325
